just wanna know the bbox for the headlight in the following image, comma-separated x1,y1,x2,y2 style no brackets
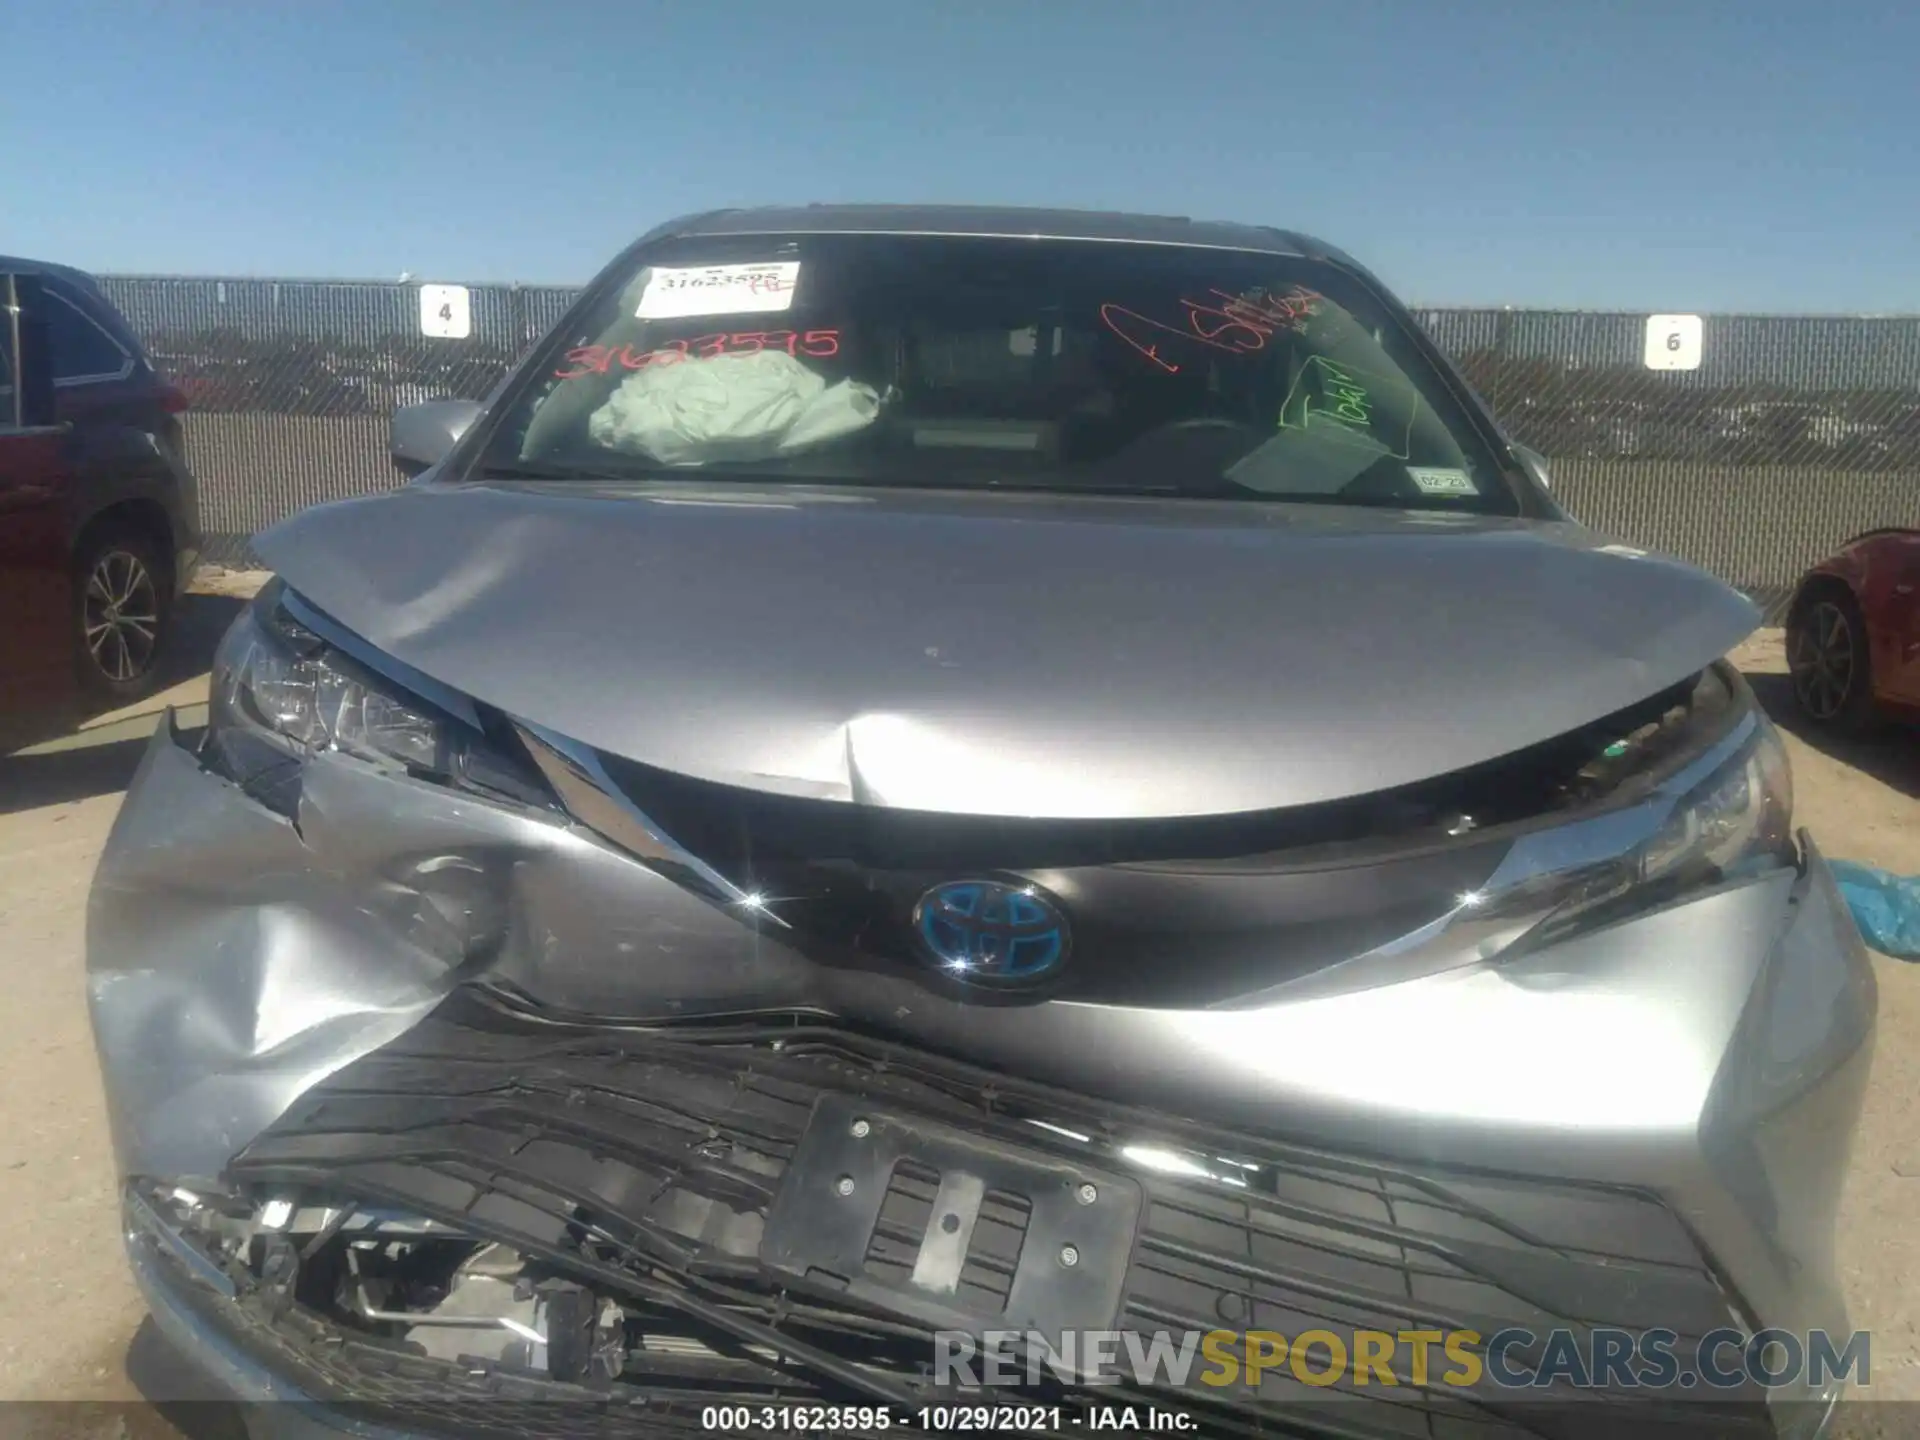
1515,707,1796,949
206,582,549,816
1640,716,1793,885
1227,690,1799,1006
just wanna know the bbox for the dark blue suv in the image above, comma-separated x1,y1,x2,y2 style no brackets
1,257,200,716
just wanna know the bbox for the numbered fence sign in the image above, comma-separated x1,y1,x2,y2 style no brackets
1644,314,1703,371
419,283,472,340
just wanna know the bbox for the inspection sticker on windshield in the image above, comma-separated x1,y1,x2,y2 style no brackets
1408,466,1477,496
636,262,800,319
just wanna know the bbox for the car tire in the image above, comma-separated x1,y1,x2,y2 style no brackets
73,527,171,702
1786,586,1878,734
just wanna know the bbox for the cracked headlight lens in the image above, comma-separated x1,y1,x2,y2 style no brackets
205,582,545,816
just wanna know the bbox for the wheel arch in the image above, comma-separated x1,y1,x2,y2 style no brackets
1785,569,1858,626
73,498,178,591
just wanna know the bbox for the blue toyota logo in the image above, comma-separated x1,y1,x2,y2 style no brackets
911,880,1070,985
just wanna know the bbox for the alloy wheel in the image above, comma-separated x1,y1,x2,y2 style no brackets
83,549,160,684
1788,600,1857,721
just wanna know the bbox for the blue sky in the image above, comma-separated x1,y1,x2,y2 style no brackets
6,1,1915,311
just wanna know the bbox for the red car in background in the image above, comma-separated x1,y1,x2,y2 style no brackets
1786,528,1920,732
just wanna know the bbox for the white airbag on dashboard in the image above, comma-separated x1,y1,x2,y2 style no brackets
588,349,879,466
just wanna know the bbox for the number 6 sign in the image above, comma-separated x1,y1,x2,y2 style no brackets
1644,314,1703,371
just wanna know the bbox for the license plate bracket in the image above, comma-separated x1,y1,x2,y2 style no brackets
759,1093,1142,1339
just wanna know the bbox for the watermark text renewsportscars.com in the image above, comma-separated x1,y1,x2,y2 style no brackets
934,1326,1871,1393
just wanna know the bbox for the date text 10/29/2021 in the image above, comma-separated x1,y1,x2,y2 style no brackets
700,1405,1193,1432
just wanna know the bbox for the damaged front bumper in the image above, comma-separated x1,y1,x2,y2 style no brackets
91,713,1876,1438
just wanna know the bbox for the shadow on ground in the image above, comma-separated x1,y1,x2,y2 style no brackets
0,1324,244,1440
0,592,240,810
120,1318,249,1440
150,594,249,692
0,726,209,814
1747,672,1920,802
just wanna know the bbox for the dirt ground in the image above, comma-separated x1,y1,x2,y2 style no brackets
0,588,1915,1435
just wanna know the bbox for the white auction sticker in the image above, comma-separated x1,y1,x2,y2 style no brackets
637,262,800,319
1407,466,1477,496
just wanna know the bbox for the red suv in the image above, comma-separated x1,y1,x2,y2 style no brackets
1,258,201,720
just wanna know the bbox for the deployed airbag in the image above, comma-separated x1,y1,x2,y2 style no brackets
588,350,880,466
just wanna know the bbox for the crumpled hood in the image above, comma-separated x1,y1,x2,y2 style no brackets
256,480,1759,819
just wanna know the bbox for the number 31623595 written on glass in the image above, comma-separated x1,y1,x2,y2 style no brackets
554,330,841,379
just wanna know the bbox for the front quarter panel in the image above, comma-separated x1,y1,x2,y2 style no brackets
85,721,454,1184
85,715,821,1183
1849,532,1920,704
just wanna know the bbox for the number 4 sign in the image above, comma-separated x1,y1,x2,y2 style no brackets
419,283,472,340
1644,314,1703,371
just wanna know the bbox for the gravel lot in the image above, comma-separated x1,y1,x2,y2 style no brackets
0,584,1915,1435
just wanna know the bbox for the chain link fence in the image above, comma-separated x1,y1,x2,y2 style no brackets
100,277,578,560
98,276,1920,612
1416,309,1920,613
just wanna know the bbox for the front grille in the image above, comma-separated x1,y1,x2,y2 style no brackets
214,1002,1775,1438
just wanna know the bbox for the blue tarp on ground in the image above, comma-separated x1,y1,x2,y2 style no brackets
1831,860,1920,961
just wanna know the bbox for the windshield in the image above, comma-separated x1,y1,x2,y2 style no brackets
480,233,1518,514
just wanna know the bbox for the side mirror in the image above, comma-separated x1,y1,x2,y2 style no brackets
1511,442,1552,491
391,398,485,478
